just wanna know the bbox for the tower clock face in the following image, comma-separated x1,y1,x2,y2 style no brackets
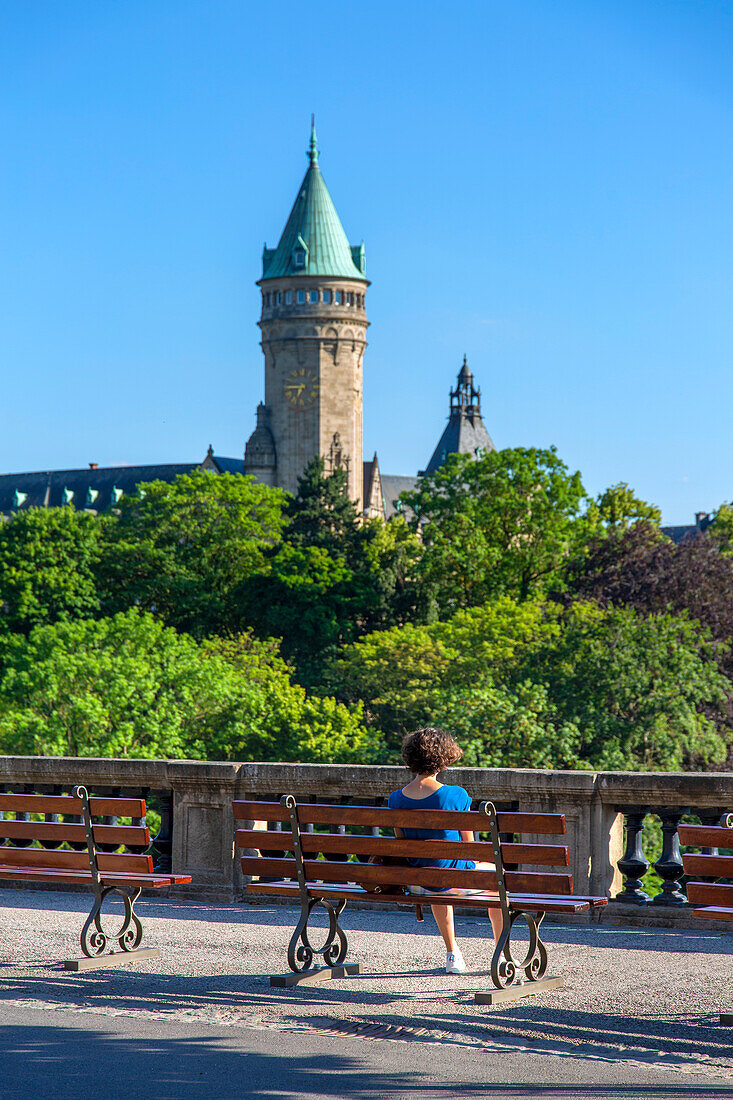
284,368,319,407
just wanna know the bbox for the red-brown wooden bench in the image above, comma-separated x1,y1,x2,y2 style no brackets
0,785,190,969
680,813,733,1025
234,795,607,1002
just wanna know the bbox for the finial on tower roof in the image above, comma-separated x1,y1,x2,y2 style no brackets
458,354,473,385
308,115,319,166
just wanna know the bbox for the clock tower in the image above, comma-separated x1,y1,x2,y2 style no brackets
244,121,369,509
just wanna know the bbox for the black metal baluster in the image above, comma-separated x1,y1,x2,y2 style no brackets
614,810,650,904
95,786,120,853
44,783,62,851
651,810,687,906
149,790,173,870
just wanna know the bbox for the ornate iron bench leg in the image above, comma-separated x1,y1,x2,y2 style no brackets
287,896,348,972
272,895,362,987
80,885,144,958
490,910,548,988
475,911,563,1005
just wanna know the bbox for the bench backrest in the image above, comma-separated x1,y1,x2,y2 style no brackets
233,797,572,901
0,788,154,876
679,815,733,910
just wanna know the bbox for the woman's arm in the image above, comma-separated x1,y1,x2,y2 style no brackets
459,830,474,843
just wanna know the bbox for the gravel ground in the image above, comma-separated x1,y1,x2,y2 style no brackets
0,887,731,1086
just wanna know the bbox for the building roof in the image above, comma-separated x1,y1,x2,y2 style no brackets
661,513,712,545
261,120,366,282
422,357,496,476
380,474,419,520
0,453,243,515
207,454,245,475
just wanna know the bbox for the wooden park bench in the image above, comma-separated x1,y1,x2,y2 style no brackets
0,785,190,970
680,813,733,1025
234,794,607,1002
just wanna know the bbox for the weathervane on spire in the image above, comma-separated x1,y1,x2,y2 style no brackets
308,115,319,166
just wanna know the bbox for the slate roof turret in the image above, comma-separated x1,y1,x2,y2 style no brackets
422,357,496,476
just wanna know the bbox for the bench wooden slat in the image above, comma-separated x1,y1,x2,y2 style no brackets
678,825,733,847
234,829,569,866
0,845,154,873
244,880,600,913
240,856,573,895
500,842,569,865
495,813,566,836
232,801,566,835
0,793,146,817
0,821,149,846
686,881,733,907
0,865,188,888
681,853,733,877
692,906,733,922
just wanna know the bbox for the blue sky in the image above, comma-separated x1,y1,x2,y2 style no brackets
1,1,731,524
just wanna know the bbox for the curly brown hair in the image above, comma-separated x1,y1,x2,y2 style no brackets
401,727,462,775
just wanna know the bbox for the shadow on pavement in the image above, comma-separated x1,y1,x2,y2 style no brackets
1,966,730,1077
0,1019,731,1100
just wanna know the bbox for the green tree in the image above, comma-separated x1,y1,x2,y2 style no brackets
0,610,375,764
327,596,558,744
429,682,583,770
0,508,101,635
285,456,361,561
709,504,733,555
240,461,429,687
531,601,731,770
591,482,662,530
238,544,356,685
330,596,732,770
97,470,286,637
402,446,587,612
563,520,733,679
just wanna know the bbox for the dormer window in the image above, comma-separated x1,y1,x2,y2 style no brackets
293,248,306,268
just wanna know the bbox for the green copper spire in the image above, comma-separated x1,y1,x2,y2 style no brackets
261,122,366,281
308,115,319,166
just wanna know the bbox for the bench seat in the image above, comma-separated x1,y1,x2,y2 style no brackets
0,865,190,889
248,879,605,914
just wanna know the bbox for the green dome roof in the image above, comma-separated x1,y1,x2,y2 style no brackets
261,121,366,282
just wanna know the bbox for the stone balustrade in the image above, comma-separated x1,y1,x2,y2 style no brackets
1,756,731,922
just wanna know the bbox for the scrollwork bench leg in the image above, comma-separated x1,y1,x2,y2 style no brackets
271,896,364,988
476,910,563,1006
80,886,144,958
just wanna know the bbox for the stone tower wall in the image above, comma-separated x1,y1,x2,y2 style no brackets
257,275,368,509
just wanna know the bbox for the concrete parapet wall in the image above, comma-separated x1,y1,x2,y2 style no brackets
1,757,731,918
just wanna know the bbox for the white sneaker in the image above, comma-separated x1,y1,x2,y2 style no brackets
446,950,466,974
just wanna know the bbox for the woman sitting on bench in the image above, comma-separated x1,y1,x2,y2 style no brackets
389,726,503,974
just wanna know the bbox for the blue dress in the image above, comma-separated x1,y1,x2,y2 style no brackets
387,784,476,872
